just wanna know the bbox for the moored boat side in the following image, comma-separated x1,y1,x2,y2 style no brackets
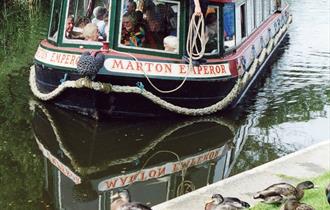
30,0,292,118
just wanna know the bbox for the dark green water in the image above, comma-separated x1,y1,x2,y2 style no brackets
0,0,329,209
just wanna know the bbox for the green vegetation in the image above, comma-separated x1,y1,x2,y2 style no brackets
0,1,51,210
252,172,330,210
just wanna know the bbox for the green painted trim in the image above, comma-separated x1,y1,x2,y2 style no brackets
47,0,63,45
47,0,55,41
34,59,77,72
219,3,225,56
39,42,81,54
109,0,118,49
180,0,188,55
57,0,67,46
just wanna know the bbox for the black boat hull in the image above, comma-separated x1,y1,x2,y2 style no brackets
34,64,238,118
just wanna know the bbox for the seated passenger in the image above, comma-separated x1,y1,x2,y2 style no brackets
71,17,90,39
163,36,178,52
65,15,74,38
144,18,164,49
205,12,218,53
125,0,137,15
121,14,145,47
83,23,99,41
101,13,109,40
92,6,107,34
100,11,109,39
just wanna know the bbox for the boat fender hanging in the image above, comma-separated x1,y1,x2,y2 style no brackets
240,56,247,74
268,28,272,39
136,82,145,91
260,36,264,49
77,51,105,80
60,73,68,84
251,45,257,59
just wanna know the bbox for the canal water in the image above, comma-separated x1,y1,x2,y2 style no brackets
0,0,329,209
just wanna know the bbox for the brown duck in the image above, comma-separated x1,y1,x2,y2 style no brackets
205,194,250,210
253,181,314,204
111,189,152,210
280,198,315,210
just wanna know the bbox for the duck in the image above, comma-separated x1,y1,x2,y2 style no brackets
253,181,314,204
205,194,250,210
280,197,315,210
111,189,152,210
326,183,330,204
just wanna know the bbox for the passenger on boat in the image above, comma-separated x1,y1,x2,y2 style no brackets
92,6,107,35
144,17,164,49
135,10,146,30
97,11,109,40
65,16,74,38
100,11,109,39
163,35,178,52
125,0,137,15
121,13,145,47
71,17,90,39
205,12,218,54
83,23,99,42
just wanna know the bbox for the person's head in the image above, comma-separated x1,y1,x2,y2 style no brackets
163,36,178,52
103,11,109,23
122,14,136,32
83,23,99,41
67,15,74,24
93,6,107,20
147,18,160,32
76,16,90,28
135,10,143,24
126,0,137,14
205,13,217,26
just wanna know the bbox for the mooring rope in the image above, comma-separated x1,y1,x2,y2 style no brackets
30,15,292,116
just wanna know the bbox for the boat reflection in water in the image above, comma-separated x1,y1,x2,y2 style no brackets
30,101,248,210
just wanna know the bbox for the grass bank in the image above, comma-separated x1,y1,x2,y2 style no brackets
252,172,330,210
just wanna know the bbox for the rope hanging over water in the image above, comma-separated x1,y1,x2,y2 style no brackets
29,15,292,116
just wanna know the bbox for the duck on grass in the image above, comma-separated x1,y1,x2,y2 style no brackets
251,172,330,210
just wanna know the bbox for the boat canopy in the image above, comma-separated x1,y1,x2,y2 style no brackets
47,0,278,57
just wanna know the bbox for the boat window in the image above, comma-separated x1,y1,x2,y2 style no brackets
254,0,262,27
223,3,235,50
252,0,257,29
263,0,271,20
205,6,220,55
240,4,246,39
48,0,62,42
118,0,180,54
62,0,111,45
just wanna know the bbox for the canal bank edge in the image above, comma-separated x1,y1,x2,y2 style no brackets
152,141,330,210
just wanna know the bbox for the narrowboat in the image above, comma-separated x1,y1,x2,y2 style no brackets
30,0,292,118
30,100,247,209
